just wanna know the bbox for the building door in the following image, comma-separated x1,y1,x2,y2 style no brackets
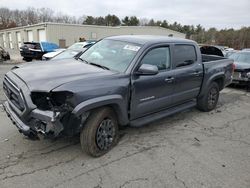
59,39,66,48
8,33,13,49
27,30,33,42
16,32,22,48
38,29,46,42
3,34,6,48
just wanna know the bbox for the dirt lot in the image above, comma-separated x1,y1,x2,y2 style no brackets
0,63,250,188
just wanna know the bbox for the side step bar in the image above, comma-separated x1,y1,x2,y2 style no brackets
130,100,196,127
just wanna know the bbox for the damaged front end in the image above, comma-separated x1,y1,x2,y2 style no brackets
3,75,79,139
28,91,75,138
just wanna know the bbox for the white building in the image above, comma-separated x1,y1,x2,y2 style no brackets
0,22,186,49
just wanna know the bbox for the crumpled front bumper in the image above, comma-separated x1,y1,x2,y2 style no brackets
232,71,250,85
3,101,32,136
3,101,64,138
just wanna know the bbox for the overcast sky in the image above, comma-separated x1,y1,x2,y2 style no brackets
1,0,249,29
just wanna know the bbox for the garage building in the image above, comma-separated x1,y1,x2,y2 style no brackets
0,22,186,49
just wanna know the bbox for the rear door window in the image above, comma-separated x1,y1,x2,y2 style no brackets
174,44,197,68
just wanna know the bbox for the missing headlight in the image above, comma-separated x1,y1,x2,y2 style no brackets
31,91,73,111
50,91,73,107
31,92,51,110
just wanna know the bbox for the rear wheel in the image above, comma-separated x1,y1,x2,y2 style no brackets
197,82,220,112
80,107,119,157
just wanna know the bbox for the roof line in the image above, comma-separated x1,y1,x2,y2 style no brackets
0,22,184,35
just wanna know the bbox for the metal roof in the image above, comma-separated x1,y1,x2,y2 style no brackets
0,22,185,36
106,35,193,45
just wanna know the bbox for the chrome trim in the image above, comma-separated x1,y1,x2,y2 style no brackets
3,101,30,133
4,76,26,112
4,76,20,92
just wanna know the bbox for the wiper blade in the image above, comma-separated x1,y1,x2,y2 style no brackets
77,57,110,70
77,57,89,64
89,62,110,70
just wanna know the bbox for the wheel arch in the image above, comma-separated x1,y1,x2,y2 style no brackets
199,73,225,98
212,76,225,91
72,95,129,126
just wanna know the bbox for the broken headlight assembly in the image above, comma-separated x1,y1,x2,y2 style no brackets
247,72,250,79
240,70,250,81
31,91,74,111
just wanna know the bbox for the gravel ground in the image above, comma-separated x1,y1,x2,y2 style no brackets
0,64,249,188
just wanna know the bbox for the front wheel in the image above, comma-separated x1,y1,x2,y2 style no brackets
197,82,220,112
23,57,32,62
80,107,119,157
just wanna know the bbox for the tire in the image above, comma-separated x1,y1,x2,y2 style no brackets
197,82,220,112
80,107,119,157
5,53,10,60
23,57,32,62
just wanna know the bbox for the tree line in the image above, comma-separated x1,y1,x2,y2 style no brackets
0,7,249,49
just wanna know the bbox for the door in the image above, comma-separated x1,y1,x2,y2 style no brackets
8,33,13,49
38,29,46,42
130,46,175,119
16,32,22,48
59,39,66,48
1,34,6,48
172,44,203,104
27,30,33,42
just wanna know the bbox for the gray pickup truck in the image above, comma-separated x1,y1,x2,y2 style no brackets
3,35,234,157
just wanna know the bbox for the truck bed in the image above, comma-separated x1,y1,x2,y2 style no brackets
202,54,227,62
199,54,234,95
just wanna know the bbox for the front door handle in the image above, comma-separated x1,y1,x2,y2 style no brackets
190,71,202,76
165,77,174,83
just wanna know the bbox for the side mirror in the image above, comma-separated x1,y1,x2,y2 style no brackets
136,64,159,75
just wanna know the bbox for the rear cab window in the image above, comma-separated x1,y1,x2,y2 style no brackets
173,44,197,68
23,42,41,50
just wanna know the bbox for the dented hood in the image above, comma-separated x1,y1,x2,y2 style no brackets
10,59,115,91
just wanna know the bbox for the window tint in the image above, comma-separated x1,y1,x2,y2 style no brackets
141,47,170,71
174,45,197,67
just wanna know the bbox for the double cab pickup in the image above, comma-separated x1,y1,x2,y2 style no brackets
3,35,234,157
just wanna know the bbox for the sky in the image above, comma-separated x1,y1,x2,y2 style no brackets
1,0,250,29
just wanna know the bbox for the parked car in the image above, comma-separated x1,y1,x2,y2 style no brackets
229,51,250,86
41,48,66,60
3,35,234,157
224,50,238,58
51,49,82,60
20,42,59,61
0,47,10,61
42,41,96,60
242,48,250,51
52,42,95,60
68,41,96,50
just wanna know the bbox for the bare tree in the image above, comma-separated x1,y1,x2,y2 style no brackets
139,18,149,26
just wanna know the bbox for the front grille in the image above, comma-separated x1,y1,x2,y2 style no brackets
3,77,25,111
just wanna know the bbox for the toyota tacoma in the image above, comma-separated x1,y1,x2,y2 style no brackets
3,35,234,157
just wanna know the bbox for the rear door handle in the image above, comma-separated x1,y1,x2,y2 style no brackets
165,77,174,83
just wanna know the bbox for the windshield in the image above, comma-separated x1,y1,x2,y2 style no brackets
79,39,141,72
53,49,80,60
229,52,250,64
